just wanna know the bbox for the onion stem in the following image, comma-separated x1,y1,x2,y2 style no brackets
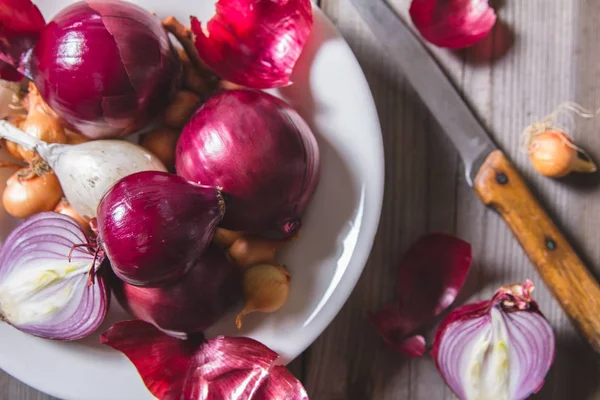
162,17,218,86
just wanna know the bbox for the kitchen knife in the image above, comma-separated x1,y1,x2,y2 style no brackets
349,0,600,352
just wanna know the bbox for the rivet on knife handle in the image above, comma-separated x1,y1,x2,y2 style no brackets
475,149,600,352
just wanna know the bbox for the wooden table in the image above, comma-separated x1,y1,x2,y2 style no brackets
3,0,600,398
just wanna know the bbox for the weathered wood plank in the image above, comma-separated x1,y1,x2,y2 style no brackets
302,0,600,399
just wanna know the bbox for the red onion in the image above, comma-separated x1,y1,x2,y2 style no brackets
0,63,22,81
0,212,109,340
409,0,496,49
1,0,181,138
431,281,556,400
370,233,472,357
175,89,320,237
112,244,242,337
101,320,309,399
96,171,225,287
0,0,45,81
191,0,313,89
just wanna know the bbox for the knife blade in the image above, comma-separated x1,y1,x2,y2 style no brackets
349,0,600,352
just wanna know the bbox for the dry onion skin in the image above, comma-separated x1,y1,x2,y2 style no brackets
409,0,496,48
370,233,472,357
101,320,309,399
190,0,313,88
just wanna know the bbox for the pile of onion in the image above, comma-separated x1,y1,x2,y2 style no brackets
0,0,319,398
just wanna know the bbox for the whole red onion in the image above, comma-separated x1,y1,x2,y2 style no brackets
112,245,242,336
96,171,224,287
28,0,181,138
175,89,320,237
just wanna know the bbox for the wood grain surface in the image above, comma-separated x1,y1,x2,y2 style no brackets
2,0,600,399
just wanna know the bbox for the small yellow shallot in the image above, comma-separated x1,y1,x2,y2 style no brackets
227,236,288,270
236,264,291,329
163,90,201,129
212,228,245,249
526,130,596,178
54,197,91,235
7,83,67,162
3,161,63,219
140,128,180,171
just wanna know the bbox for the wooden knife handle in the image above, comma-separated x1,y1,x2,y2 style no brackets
474,149,600,352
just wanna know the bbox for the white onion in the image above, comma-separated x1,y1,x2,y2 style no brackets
0,120,166,218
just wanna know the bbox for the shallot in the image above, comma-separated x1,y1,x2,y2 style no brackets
176,89,320,237
526,130,597,178
96,171,225,287
0,212,109,340
432,281,556,400
9,83,67,162
0,120,166,218
236,264,291,329
3,162,63,219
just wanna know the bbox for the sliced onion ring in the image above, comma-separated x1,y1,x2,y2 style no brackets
0,212,109,341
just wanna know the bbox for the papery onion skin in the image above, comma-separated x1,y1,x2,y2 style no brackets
409,0,496,49
0,0,45,81
97,171,225,287
370,233,472,357
191,0,313,89
0,212,109,340
431,282,556,400
100,320,309,400
175,89,320,237
32,0,182,139
112,245,242,335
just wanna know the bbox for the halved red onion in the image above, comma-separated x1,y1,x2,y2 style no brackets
96,171,225,287
370,233,472,357
431,281,556,400
112,244,242,336
0,212,109,341
0,0,44,81
175,89,320,238
101,320,309,399
409,0,497,49
191,0,313,88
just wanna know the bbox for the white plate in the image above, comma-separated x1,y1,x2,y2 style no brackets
0,1,384,399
